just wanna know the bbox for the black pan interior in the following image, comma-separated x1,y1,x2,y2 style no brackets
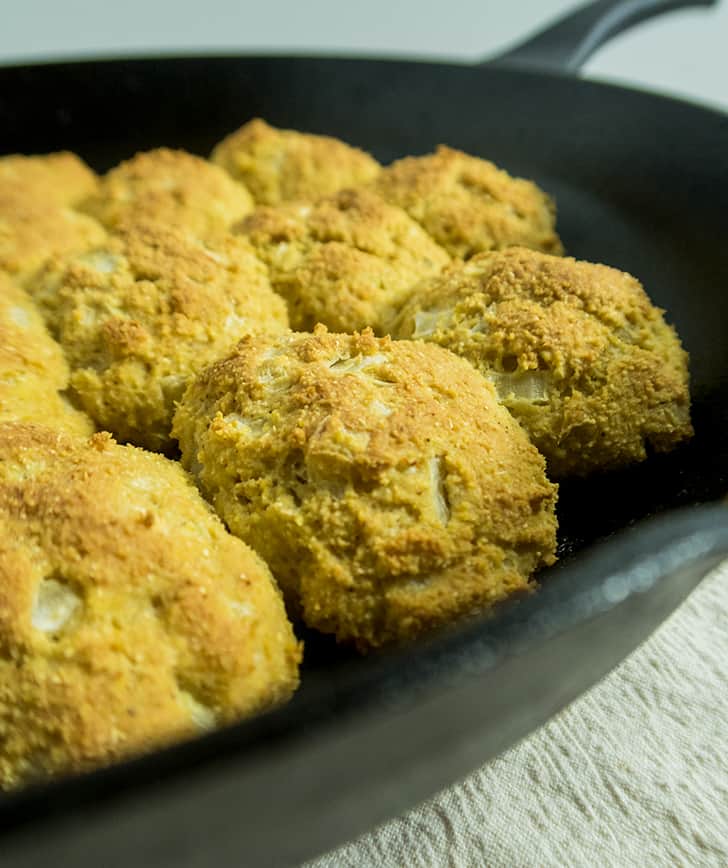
1,52,727,761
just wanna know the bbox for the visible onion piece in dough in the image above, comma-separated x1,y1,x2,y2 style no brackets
489,371,550,404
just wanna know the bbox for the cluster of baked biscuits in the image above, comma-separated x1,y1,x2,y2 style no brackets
0,119,692,788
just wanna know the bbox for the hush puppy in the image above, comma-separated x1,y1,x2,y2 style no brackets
212,118,380,205
0,275,93,435
174,327,558,649
33,219,289,452
235,188,450,334
391,247,692,477
0,423,301,790
82,148,255,237
371,145,562,259
0,187,107,286
0,151,99,207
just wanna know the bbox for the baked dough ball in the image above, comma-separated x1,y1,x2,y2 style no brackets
0,275,93,436
1,274,68,382
0,424,301,789
174,328,558,649
371,145,563,259
0,152,99,207
33,220,289,452
0,188,107,286
82,148,255,237
235,188,450,334
212,118,381,205
392,248,692,477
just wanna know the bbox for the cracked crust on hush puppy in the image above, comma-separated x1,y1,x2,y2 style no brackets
0,423,301,790
173,327,558,650
391,247,692,477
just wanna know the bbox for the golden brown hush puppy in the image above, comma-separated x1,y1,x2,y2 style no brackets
235,188,450,334
212,118,381,205
174,327,558,650
0,151,99,207
32,219,289,452
371,145,563,259
391,248,692,477
82,148,255,237
0,423,301,790
0,188,107,286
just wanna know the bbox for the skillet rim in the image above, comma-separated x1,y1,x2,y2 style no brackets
0,51,726,122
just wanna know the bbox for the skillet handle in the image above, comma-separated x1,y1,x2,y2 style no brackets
488,0,718,73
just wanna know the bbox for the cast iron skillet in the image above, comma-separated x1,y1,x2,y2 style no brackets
1,1,728,864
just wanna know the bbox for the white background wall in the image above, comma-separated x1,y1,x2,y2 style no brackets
1,0,726,112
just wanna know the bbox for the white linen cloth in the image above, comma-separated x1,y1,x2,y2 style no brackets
309,561,728,867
